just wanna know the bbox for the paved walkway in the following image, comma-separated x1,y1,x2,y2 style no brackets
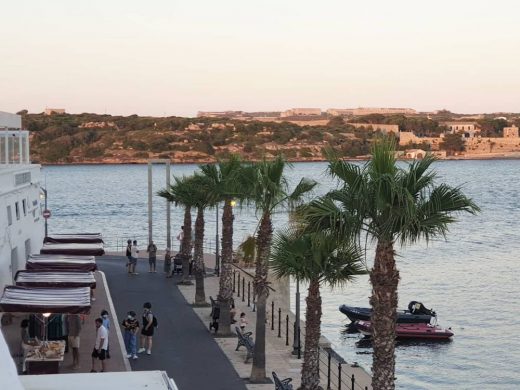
97,255,247,390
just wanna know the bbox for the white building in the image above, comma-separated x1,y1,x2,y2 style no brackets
0,112,44,294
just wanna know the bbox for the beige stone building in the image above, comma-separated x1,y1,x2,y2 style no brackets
281,108,321,117
440,121,481,138
44,108,65,115
327,107,416,116
349,123,399,134
503,125,519,138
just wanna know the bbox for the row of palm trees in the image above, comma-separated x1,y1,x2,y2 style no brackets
159,138,479,390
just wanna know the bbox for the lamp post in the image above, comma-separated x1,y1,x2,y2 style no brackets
292,277,301,356
215,203,220,276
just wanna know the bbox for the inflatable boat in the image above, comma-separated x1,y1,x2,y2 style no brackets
339,301,436,324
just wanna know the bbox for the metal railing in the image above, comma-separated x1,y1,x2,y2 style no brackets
230,267,372,390
102,235,216,255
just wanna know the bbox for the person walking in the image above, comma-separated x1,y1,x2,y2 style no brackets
122,311,139,359
130,240,139,275
164,248,172,277
125,239,132,274
66,314,82,369
101,310,111,358
147,241,158,273
138,302,155,355
91,318,108,373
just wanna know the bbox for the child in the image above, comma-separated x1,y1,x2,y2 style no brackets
101,310,111,358
239,312,248,331
122,311,139,359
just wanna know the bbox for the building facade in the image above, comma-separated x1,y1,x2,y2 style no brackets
281,108,322,117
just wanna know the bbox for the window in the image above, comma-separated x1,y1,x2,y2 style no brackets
15,202,20,220
22,199,27,216
7,206,12,225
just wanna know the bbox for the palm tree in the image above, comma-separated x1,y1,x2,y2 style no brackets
190,174,214,306
271,229,366,390
158,175,195,285
199,155,248,335
247,156,317,382
305,138,480,390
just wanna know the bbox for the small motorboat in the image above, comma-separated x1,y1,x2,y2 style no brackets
339,301,436,324
355,320,454,340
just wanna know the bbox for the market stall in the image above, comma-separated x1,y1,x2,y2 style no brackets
15,270,96,289
26,255,97,272
43,233,104,244
40,242,105,256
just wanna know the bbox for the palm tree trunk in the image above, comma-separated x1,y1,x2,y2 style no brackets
370,240,399,390
300,278,322,390
181,206,193,284
250,212,272,382
194,207,207,305
217,199,234,336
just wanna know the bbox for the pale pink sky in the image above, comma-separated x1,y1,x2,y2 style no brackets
1,0,519,116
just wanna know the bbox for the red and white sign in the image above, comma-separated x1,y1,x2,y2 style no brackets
43,209,51,219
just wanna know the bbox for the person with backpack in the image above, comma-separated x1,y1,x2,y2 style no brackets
138,302,156,355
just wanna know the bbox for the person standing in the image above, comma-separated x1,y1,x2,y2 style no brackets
138,302,155,355
66,314,82,370
101,310,111,358
176,226,184,252
91,318,108,373
122,311,139,359
125,240,132,274
164,248,172,277
147,241,158,273
130,240,139,275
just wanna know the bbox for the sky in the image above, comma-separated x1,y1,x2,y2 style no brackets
1,0,520,117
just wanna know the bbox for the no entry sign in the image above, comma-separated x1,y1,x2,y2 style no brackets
43,209,51,219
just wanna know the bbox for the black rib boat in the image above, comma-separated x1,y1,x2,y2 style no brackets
339,301,436,324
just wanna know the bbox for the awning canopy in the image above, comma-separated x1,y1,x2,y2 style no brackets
40,242,105,256
27,255,97,272
0,286,91,314
43,233,104,244
15,270,96,289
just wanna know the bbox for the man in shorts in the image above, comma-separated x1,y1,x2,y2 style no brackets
67,314,82,369
138,302,155,355
147,240,157,273
91,317,108,372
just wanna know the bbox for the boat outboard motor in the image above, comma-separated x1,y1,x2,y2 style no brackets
408,301,436,317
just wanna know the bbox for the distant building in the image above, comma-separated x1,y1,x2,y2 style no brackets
348,123,399,134
197,111,243,118
404,149,427,159
44,108,65,115
281,108,322,117
440,121,481,138
503,125,519,138
327,107,417,116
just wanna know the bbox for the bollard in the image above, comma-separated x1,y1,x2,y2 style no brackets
278,308,281,338
351,374,355,389
338,363,342,390
247,282,251,307
233,271,236,292
237,275,240,297
285,315,289,346
241,277,245,302
271,301,275,330
327,352,331,390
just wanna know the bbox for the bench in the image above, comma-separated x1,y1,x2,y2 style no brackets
235,326,254,363
272,371,293,390
209,296,220,332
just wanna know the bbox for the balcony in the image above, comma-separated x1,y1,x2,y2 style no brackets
0,131,30,165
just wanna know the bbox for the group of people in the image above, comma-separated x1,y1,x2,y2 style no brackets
125,240,159,274
121,302,156,359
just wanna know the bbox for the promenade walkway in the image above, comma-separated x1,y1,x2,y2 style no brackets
97,255,247,390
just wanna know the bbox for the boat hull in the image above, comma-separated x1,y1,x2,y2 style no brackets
339,304,434,324
355,320,454,340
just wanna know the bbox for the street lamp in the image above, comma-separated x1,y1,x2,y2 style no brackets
292,277,301,357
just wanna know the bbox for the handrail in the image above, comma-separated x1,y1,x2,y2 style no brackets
231,263,276,292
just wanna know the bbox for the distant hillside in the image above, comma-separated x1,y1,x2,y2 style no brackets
20,111,508,164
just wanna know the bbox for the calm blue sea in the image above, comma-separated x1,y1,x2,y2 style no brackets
43,161,520,389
